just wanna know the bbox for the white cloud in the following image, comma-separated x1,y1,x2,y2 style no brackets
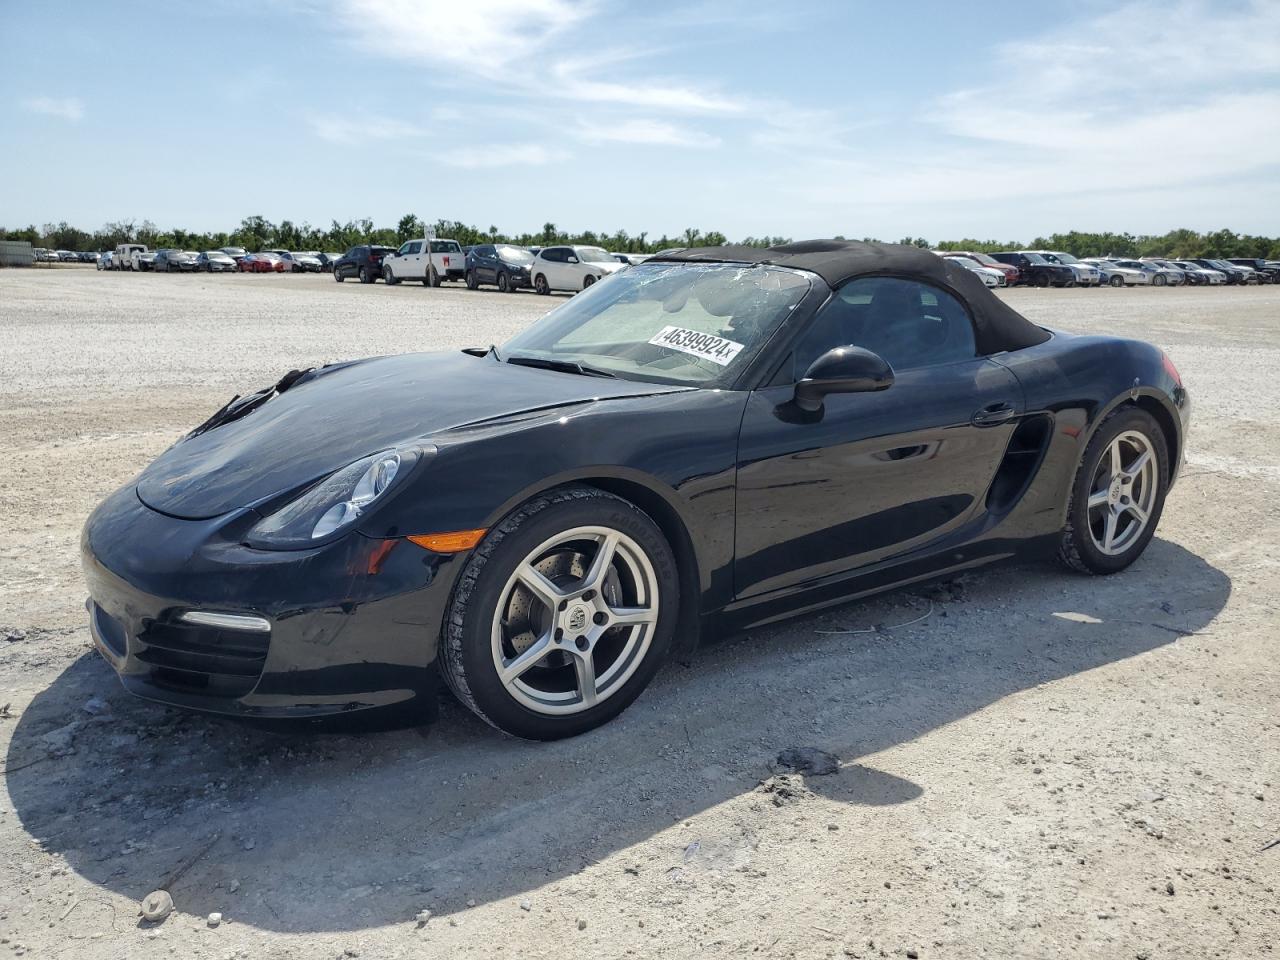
22,97,84,122
439,143,570,168
576,119,720,148
337,0,590,70
308,114,427,143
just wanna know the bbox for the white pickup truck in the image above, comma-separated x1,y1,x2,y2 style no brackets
381,238,466,286
111,243,148,271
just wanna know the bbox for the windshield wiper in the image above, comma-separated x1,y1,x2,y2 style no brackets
505,355,618,378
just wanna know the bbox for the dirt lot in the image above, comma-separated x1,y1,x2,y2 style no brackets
1,267,1277,959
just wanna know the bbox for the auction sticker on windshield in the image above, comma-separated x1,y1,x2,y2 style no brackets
648,326,745,367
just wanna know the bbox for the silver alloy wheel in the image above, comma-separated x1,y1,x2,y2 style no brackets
1087,430,1159,556
491,525,659,716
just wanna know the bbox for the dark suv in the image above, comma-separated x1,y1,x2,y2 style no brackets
1226,258,1277,283
465,244,535,292
333,245,397,284
990,252,1076,287
1190,258,1250,284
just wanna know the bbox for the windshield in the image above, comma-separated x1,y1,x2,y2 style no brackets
576,246,614,264
501,262,813,387
1022,253,1049,264
967,253,1000,266
1050,252,1080,264
497,245,534,263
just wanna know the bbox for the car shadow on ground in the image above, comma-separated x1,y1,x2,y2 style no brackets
4,538,1228,933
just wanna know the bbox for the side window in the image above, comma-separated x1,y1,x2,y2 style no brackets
542,248,563,263
406,241,422,254
793,277,977,377
397,243,410,256
479,245,494,257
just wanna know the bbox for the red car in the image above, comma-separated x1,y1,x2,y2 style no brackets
941,251,1020,286
239,253,285,273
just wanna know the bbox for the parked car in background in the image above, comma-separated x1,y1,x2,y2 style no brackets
96,251,112,270
238,253,284,273
1189,258,1249,284
1226,258,1277,283
1167,260,1225,285
197,250,238,273
612,253,649,266
939,252,1021,286
530,245,624,294
155,250,200,272
266,249,322,273
1077,258,1138,287
381,238,467,285
76,251,97,263
134,250,158,271
464,243,535,292
315,252,341,273
945,254,1006,287
990,251,1075,287
1139,259,1191,286
1031,251,1101,287
219,247,249,265
1106,259,1180,286
332,245,397,283
54,250,77,262
109,243,147,270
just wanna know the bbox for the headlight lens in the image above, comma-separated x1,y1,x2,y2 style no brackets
247,446,423,549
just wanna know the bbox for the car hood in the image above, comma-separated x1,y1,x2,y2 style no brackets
135,350,690,520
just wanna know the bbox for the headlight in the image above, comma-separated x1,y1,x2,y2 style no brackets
246,446,427,549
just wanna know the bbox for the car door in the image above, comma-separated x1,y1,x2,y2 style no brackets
541,247,566,289
477,245,497,283
734,276,1024,599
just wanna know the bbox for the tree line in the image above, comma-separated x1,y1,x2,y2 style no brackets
2,217,1277,260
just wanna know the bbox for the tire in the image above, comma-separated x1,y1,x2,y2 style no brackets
384,266,399,285
1152,274,1166,286
1035,272,1051,288
359,267,373,284
334,268,344,282
583,274,596,290
534,273,550,295
497,271,510,293
1110,275,1124,288
465,270,478,290
1059,407,1169,576
441,485,679,740
428,266,441,287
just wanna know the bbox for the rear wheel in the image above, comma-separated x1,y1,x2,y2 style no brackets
465,269,478,290
1059,407,1168,575
534,273,550,295
441,486,678,740
359,267,373,284
1036,273,1051,288
1153,274,1167,286
1110,275,1124,287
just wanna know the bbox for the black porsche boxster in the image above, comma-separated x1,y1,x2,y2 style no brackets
82,241,1189,739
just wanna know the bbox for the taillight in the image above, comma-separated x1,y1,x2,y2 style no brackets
1161,352,1182,387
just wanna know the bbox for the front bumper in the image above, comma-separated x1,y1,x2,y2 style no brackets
81,483,457,718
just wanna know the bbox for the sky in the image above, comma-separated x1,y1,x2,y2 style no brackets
2,0,1278,243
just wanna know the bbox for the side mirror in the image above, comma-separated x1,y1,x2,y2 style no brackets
794,346,894,412
567,256,579,264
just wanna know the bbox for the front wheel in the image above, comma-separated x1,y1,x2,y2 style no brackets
1059,407,1169,575
441,486,679,740
384,266,399,285
1153,274,1167,286
1110,275,1124,288
497,271,510,293
534,273,550,295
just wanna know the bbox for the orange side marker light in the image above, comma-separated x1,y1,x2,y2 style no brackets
407,529,488,553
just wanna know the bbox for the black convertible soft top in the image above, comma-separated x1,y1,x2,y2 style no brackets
649,239,1050,355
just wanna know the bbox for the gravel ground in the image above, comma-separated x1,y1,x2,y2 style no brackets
0,267,1277,959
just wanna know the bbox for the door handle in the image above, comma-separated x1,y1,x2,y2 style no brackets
972,402,1017,427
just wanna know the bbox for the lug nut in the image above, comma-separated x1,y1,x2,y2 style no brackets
582,590,596,601
554,628,563,641
559,600,568,611
574,635,589,651
593,611,608,625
